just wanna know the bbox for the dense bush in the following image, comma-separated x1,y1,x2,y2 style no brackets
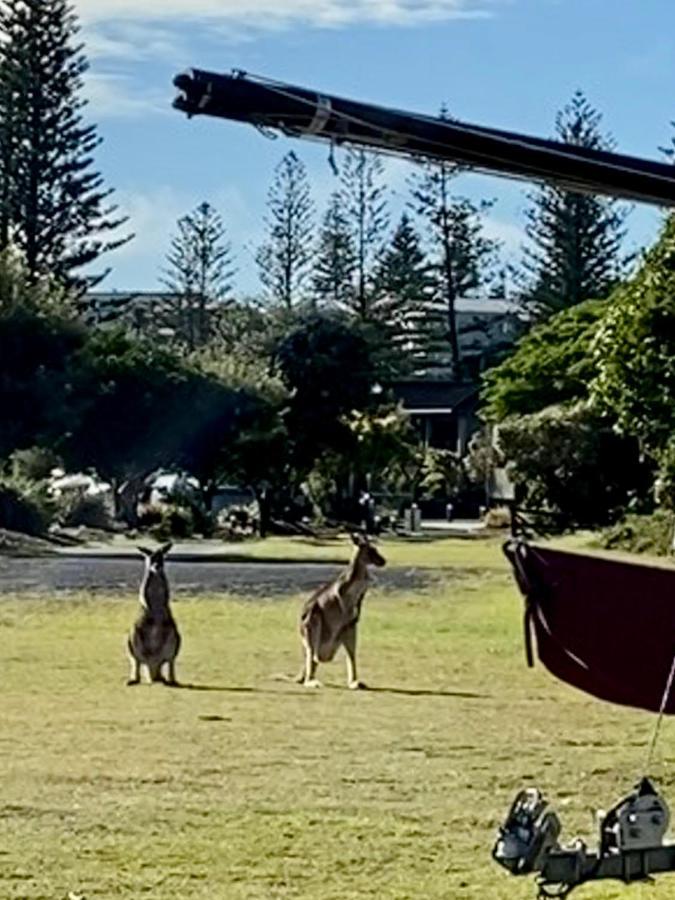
592,216,675,457
498,402,651,527
598,509,675,557
10,446,61,481
149,504,195,541
481,298,607,420
0,481,51,535
54,490,112,530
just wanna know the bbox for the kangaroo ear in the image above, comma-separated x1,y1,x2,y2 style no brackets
137,546,153,556
350,532,364,546
160,542,173,556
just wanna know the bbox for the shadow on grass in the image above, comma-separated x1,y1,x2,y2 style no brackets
174,683,276,694
368,686,488,699
325,683,489,699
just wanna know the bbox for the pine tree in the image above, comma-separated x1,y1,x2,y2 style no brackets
312,192,356,307
162,201,235,350
339,148,389,319
256,151,314,309
373,213,435,369
409,110,498,377
521,91,627,318
659,121,675,163
0,0,130,288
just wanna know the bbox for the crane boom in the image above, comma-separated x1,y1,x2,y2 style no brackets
172,68,675,207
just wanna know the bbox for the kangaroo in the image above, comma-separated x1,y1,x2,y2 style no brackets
296,532,386,690
127,543,181,686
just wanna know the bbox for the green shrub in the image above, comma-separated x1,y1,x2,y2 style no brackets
10,446,61,481
54,489,111,530
0,481,50,535
498,402,651,527
149,504,194,540
598,509,675,556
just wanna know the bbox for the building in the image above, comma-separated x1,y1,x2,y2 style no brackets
389,380,478,454
391,297,526,453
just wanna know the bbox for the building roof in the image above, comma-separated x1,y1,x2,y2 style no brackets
85,292,520,314
389,380,478,414
455,297,520,315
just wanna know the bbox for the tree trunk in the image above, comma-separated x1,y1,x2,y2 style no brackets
116,475,145,528
256,487,272,539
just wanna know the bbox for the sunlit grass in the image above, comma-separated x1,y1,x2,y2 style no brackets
1,543,673,898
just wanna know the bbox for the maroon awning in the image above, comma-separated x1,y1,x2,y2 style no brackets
504,540,675,714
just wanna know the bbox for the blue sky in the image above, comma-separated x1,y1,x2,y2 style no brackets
76,0,675,294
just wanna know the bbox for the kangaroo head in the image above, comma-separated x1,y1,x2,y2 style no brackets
350,532,386,568
137,542,173,574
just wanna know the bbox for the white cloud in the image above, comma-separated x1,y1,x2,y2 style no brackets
84,73,168,119
85,24,183,61
76,0,497,29
482,216,524,254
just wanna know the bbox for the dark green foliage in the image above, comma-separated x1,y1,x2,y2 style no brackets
150,505,196,541
373,213,435,370
408,114,498,376
599,509,674,557
0,307,86,457
481,298,606,420
521,91,627,317
54,491,111,530
498,403,650,526
257,152,315,308
0,481,49,535
161,201,235,350
0,0,130,286
10,446,61,482
339,148,389,319
274,313,379,470
312,192,356,307
65,328,193,484
592,215,675,457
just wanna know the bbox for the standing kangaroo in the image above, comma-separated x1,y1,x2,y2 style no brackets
296,533,386,690
127,543,181,686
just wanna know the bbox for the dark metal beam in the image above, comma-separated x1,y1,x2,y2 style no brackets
172,69,675,207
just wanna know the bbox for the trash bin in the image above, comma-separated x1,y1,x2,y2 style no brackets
403,503,421,533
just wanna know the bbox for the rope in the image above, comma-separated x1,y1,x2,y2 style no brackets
645,649,675,771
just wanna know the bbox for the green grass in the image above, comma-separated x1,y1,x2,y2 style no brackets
2,543,674,898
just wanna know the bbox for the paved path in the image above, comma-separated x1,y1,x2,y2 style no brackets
0,555,431,597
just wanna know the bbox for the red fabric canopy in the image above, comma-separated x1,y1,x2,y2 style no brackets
504,540,675,714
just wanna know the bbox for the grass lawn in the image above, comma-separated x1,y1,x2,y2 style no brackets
2,541,674,899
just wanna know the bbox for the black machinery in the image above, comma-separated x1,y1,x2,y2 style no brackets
493,778,674,897
172,68,675,207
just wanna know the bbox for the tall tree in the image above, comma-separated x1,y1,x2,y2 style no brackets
162,201,235,350
0,0,130,288
659,120,675,163
373,212,435,369
521,90,627,318
256,151,314,308
339,148,389,319
409,111,498,377
312,191,356,307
